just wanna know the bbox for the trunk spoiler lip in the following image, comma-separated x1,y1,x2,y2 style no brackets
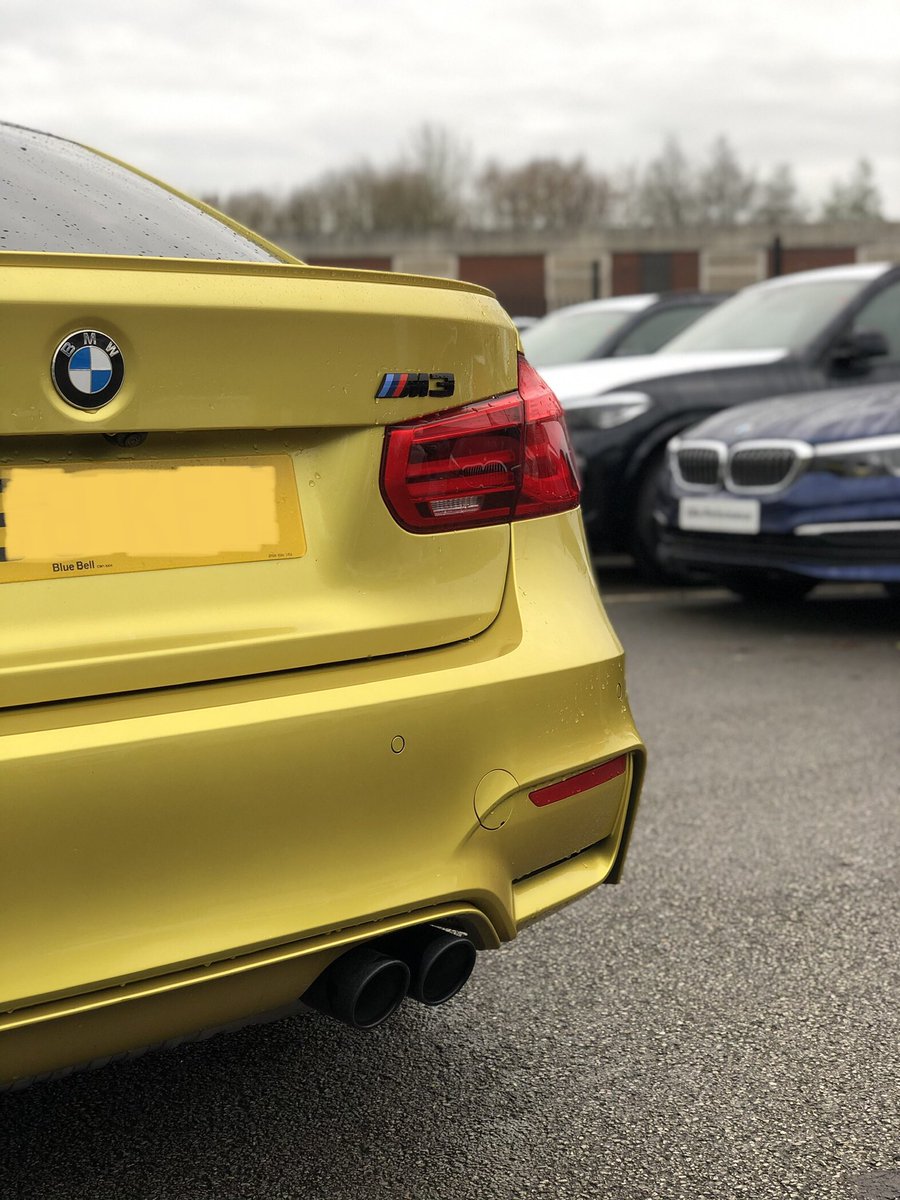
0,249,496,297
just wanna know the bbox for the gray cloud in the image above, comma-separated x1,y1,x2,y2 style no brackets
0,0,898,213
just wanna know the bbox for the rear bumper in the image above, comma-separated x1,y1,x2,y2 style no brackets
0,511,644,1087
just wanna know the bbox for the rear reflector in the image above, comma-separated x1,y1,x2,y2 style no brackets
529,755,628,808
380,354,579,533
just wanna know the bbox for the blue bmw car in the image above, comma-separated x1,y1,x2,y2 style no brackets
657,383,900,599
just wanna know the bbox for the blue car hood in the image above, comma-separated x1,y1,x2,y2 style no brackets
688,383,900,445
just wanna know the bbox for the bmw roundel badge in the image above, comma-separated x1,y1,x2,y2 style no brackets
52,330,125,410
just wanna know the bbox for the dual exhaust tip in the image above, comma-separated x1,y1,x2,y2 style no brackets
304,924,477,1030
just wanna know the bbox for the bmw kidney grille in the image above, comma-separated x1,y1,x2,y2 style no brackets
725,443,813,493
676,446,722,487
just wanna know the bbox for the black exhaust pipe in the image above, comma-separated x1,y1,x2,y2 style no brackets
304,945,410,1029
380,925,477,1006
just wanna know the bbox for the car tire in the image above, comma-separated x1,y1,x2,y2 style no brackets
720,572,816,603
630,451,682,583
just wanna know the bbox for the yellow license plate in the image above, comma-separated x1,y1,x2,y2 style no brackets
0,455,306,583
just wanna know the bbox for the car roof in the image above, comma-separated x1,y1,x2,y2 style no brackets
546,295,659,315
756,262,893,290
545,291,730,319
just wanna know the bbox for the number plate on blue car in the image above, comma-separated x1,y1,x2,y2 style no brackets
678,496,761,535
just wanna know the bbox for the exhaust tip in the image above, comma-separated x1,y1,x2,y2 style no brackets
382,926,477,1007
304,946,410,1030
416,933,477,1006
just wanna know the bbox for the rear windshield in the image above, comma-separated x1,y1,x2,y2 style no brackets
0,123,281,262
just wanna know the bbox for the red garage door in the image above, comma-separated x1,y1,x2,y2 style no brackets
457,255,547,317
612,252,700,295
768,246,856,276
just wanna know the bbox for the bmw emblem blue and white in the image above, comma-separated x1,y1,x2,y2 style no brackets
69,344,114,394
52,330,125,410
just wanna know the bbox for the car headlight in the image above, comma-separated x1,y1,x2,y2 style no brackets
563,392,652,432
813,434,900,478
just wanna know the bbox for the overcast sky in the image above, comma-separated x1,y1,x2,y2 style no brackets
2,0,899,215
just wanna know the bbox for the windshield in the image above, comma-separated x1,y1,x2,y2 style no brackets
521,308,635,366
0,123,282,262
663,278,870,353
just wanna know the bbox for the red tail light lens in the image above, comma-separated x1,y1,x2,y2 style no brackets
380,355,580,532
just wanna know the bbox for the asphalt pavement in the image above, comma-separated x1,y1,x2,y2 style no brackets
3,569,898,1200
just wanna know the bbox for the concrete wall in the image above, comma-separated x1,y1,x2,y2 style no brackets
277,222,900,314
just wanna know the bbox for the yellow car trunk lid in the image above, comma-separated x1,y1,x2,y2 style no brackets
0,256,519,708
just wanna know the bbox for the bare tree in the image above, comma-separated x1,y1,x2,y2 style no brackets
606,163,643,227
476,157,611,231
820,158,884,222
750,163,807,226
209,128,882,237
635,135,700,228
697,136,756,226
301,124,469,235
405,122,471,228
216,190,279,236
315,165,380,235
280,184,328,237
368,166,458,233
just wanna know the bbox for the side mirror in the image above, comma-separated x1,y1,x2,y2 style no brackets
831,329,890,363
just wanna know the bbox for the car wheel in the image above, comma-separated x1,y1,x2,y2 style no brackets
883,583,900,599
720,572,816,603
630,452,682,583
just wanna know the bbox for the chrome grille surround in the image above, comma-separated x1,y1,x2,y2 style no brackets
725,439,813,495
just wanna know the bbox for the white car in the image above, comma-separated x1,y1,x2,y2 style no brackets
521,292,726,368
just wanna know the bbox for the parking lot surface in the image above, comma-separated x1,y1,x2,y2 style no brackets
3,569,898,1200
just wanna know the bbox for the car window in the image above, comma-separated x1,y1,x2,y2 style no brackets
611,305,712,356
665,278,871,353
521,308,636,366
0,123,281,262
851,282,900,360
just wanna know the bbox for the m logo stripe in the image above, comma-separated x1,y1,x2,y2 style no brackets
376,373,397,399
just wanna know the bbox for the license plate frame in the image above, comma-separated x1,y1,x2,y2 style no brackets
0,454,306,583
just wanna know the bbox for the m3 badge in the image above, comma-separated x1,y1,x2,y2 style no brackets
376,372,455,400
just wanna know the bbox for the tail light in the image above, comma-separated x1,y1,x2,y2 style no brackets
380,354,580,533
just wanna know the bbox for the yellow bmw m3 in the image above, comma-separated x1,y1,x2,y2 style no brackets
0,123,645,1089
